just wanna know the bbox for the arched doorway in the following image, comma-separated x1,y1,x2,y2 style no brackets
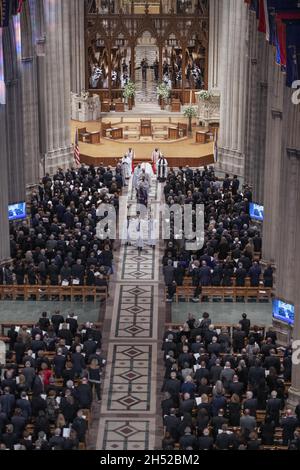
135,31,158,104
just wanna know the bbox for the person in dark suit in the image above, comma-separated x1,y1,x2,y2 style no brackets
38,312,50,331
260,415,275,445
263,350,281,374
235,263,247,287
231,175,240,195
179,393,195,415
228,375,244,397
210,409,228,439
239,313,251,337
198,428,214,450
7,326,18,351
263,265,274,288
11,408,27,439
215,424,233,450
248,360,265,387
1,424,18,450
0,388,16,418
179,427,198,450
243,391,258,417
280,410,298,445
66,313,78,336
249,261,261,287
75,378,93,409
71,410,88,443
232,325,246,353
161,392,175,417
247,431,261,450
51,311,65,334
163,409,181,441
16,392,32,420
52,349,67,378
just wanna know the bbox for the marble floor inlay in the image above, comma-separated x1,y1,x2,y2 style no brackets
120,246,156,281
112,284,157,339
105,344,154,412
97,419,156,451
97,175,161,450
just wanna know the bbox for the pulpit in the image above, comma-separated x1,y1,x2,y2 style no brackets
171,99,181,112
196,130,210,144
168,127,179,140
178,123,188,137
78,128,87,142
71,92,101,122
140,120,152,137
102,122,112,137
110,127,123,140
87,131,101,144
113,99,125,112
102,100,111,113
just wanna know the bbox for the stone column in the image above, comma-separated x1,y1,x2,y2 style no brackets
208,0,222,93
43,0,73,174
244,13,269,203
3,20,26,204
20,2,41,187
218,0,249,176
261,49,284,265
0,103,10,262
70,0,85,93
289,166,300,406
277,90,300,407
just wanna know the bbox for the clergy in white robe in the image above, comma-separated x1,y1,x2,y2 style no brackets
138,168,151,187
121,155,132,186
133,165,142,189
147,215,157,248
127,148,135,164
157,156,168,182
151,148,161,174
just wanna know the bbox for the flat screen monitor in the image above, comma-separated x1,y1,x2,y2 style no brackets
8,202,26,221
272,299,294,326
249,202,264,221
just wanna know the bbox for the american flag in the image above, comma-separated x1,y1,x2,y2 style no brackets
214,129,218,163
74,128,81,166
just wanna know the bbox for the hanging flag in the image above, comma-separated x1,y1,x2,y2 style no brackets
258,0,267,35
0,0,10,27
0,26,5,104
286,22,300,87
73,128,81,166
17,0,25,14
213,130,218,164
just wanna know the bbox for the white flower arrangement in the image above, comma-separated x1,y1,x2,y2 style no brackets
198,90,212,101
156,83,171,101
123,80,136,99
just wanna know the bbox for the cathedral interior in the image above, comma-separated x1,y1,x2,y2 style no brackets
0,0,300,454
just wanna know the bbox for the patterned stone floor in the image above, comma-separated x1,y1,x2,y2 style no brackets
96,177,161,450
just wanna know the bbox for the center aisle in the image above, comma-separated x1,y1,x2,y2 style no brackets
96,175,164,450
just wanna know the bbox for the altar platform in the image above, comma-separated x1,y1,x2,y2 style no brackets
71,119,215,168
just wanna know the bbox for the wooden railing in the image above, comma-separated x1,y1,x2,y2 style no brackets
165,286,273,303
0,285,108,303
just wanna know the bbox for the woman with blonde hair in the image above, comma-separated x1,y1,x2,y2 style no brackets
87,358,102,403
56,413,66,430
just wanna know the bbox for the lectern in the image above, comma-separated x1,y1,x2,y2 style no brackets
140,120,152,137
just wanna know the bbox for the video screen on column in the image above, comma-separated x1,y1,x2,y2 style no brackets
272,299,294,326
8,202,26,221
249,203,264,221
